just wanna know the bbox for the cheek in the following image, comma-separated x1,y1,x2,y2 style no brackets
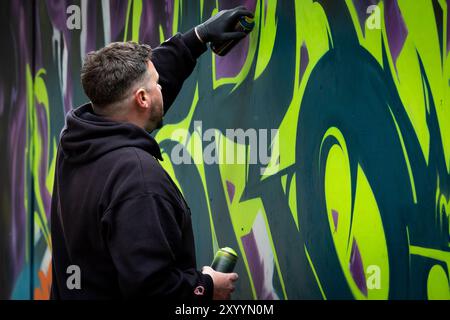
150,90,163,116
158,91,164,110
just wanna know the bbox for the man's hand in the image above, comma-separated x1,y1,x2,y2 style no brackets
195,6,254,44
202,266,238,300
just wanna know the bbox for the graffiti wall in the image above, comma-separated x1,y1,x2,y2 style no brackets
0,0,449,300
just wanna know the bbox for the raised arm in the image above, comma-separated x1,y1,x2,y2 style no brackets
150,6,254,113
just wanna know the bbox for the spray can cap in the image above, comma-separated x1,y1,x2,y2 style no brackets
221,247,238,258
239,16,255,31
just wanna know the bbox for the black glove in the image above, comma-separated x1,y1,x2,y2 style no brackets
195,6,254,44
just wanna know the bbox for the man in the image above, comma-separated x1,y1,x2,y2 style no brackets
50,6,254,300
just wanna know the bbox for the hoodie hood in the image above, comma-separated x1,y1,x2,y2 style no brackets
60,103,163,164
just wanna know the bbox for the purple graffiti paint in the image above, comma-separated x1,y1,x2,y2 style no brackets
85,0,97,54
215,0,257,79
349,238,368,296
45,0,67,31
299,42,309,83
352,0,381,36
226,180,236,203
140,1,158,46
9,1,32,279
332,209,339,232
164,0,174,38
36,103,51,217
44,0,74,113
384,0,408,68
109,0,129,41
241,229,278,300
215,36,250,79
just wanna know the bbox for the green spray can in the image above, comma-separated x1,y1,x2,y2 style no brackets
210,16,255,56
211,247,239,273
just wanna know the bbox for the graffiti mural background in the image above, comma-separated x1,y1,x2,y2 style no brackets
0,0,449,299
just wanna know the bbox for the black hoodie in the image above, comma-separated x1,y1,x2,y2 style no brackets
50,30,213,300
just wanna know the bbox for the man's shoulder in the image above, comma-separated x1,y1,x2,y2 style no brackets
98,146,173,207
127,146,164,171
106,146,171,188
105,146,161,170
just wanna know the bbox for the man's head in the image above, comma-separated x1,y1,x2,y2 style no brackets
81,41,163,132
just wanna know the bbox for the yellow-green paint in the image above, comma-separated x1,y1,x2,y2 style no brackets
347,165,389,299
25,64,33,263
322,128,353,257
280,174,287,193
322,127,389,299
438,194,450,245
200,0,204,20
33,69,52,247
305,244,327,300
288,173,299,231
216,132,287,300
45,139,57,195
410,243,450,299
131,0,142,42
254,0,277,80
345,0,384,66
410,245,450,265
123,0,142,42
155,84,220,255
159,24,165,44
123,0,132,41
427,265,450,300
172,0,180,36
9,0,450,300
160,152,184,196
261,0,331,179
435,176,440,224
398,0,450,173
25,65,52,249
375,0,450,173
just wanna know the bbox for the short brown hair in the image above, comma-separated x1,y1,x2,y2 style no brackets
81,41,152,106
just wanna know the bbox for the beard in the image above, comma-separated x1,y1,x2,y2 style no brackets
145,112,163,133
145,99,164,133
155,118,163,130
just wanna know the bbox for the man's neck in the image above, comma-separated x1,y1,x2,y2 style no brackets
93,103,144,129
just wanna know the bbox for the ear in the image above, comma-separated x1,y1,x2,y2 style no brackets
134,87,152,110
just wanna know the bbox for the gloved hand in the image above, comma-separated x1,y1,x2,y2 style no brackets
195,6,254,44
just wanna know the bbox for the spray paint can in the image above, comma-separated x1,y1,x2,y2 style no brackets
210,16,255,56
211,247,239,273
